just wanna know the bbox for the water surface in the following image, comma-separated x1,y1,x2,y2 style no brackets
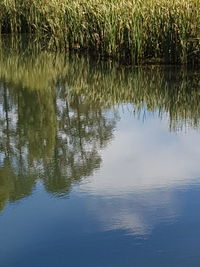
0,38,200,267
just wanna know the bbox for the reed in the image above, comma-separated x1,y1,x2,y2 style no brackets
0,0,199,64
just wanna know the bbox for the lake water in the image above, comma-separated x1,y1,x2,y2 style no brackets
0,37,200,267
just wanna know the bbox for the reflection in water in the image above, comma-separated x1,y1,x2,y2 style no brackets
1,38,200,267
0,84,117,211
0,37,200,130
77,110,200,236
0,38,200,238
85,190,179,236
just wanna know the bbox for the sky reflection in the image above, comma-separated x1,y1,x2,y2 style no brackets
76,107,200,237
0,40,200,265
79,108,200,195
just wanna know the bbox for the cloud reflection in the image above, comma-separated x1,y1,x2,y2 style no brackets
80,110,200,195
78,109,200,236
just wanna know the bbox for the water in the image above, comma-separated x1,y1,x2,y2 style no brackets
0,37,200,267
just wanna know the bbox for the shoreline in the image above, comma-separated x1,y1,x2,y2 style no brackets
0,0,199,65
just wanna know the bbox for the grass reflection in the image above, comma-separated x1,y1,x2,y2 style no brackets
0,39,199,211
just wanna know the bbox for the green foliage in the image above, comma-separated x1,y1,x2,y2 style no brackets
0,0,199,64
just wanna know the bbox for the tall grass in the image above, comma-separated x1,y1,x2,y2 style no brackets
0,0,199,64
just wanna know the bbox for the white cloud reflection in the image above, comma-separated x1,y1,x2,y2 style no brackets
80,111,200,195
77,110,200,236
88,190,179,236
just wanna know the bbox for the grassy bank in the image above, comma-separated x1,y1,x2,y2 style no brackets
0,0,199,64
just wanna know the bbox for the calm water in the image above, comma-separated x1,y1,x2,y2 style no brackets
0,38,200,267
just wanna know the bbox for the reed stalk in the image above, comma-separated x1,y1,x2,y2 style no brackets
0,0,199,63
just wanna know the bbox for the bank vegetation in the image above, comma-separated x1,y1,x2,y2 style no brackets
0,0,199,64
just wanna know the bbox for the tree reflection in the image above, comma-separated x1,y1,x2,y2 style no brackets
43,95,116,195
0,37,200,211
0,82,117,211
